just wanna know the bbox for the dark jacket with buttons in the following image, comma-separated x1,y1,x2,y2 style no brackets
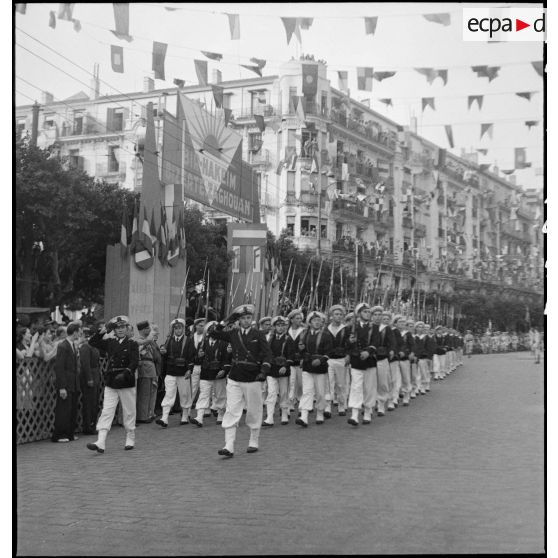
211,326,273,382
88,333,139,389
393,329,414,361
199,338,231,381
162,335,189,376
267,332,296,378
348,322,377,370
413,334,437,359
326,324,350,359
54,339,81,392
300,328,333,375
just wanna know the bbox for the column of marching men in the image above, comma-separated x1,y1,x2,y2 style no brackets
85,304,465,457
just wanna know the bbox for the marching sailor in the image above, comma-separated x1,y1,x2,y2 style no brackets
211,304,273,458
286,309,306,413
370,306,394,416
392,315,414,406
87,316,139,453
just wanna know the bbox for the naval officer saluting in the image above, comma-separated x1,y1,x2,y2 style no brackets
211,304,273,458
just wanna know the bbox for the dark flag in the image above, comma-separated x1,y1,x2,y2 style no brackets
467,95,483,110
49,11,56,28
224,107,233,127
240,64,262,77
254,114,265,133
212,84,224,109
364,16,378,35
152,41,167,80
112,3,132,41
15,4,26,14
201,50,223,61
111,45,124,73
357,67,373,91
194,59,208,85
302,63,318,97
173,78,185,88
422,97,435,111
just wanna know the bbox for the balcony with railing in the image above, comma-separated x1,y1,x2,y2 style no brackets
236,105,276,119
329,110,396,152
330,198,368,223
294,233,331,252
249,149,271,168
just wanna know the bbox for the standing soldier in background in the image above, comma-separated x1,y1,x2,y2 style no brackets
134,321,158,424
87,316,139,453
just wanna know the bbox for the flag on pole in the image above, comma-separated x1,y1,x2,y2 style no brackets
194,59,208,85
120,203,129,257
130,201,138,252
364,16,378,35
254,114,265,133
223,107,233,127
295,96,305,122
227,13,240,39
158,206,168,265
150,207,157,247
152,41,167,80
110,45,124,73
111,3,132,41
132,206,154,270
167,208,179,267
357,67,374,90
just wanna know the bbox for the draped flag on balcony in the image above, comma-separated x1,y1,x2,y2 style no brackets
373,71,396,82
531,61,543,77
15,4,26,14
212,84,224,109
423,13,451,26
194,59,208,85
364,16,378,35
120,203,129,257
467,95,483,110
516,91,534,101
514,147,531,169
379,98,392,107
49,11,56,28
173,78,185,88
158,206,168,264
227,13,240,39
112,3,132,41
281,17,301,44
240,64,263,77
152,41,167,80
337,71,348,91
357,67,373,91
201,50,223,61
254,114,265,133
444,125,454,148
525,120,539,130
58,3,74,21
422,97,435,112
110,45,124,73
480,122,493,140
302,63,318,97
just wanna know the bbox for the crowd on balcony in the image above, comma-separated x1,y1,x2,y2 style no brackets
329,107,395,148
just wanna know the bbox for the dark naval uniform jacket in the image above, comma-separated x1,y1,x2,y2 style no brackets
393,329,414,361
326,324,351,360
434,334,447,355
300,328,333,375
371,324,394,363
162,334,189,377
184,333,205,368
89,333,139,389
198,337,231,381
268,332,297,378
212,326,273,382
348,322,378,370
413,334,437,360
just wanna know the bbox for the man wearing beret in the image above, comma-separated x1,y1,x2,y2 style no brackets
211,305,273,457
157,318,193,427
87,316,139,453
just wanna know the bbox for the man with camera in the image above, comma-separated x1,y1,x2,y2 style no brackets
86,316,139,453
210,304,273,458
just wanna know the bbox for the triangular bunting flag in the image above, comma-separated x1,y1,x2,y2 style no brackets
201,50,223,61
58,3,74,21
525,120,539,130
357,67,373,91
173,78,185,88
227,13,240,40
514,147,531,169
364,16,378,35
444,125,454,148
223,107,233,127
415,67,435,83
379,98,392,107
436,69,448,86
281,17,299,45
110,45,124,73
212,84,224,109
240,64,262,77
250,57,266,69
480,123,493,140
299,17,313,30
472,65,488,77
422,97,435,111
467,95,483,110
515,91,533,101
476,148,488,155
373,71,396,81
152,41,167,80
111,3,132,41
486,66,500,82
254,114,265,133
49,11,56,28
531,61,543,77
338,71,348,91
423,13,451,26
194,59,208,85
501,169,515,175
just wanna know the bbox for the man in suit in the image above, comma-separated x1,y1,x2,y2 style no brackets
211,304,273,458
86,315,139,453
78,327,100,435
52,321,83,442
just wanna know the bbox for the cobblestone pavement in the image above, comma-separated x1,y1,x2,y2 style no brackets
16,353,544,555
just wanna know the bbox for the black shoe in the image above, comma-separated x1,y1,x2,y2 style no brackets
124,445,134,451
191,418,203,427
246,446,258,453
347,418,358,426
86,442,104,454
363,420,371,425
216,420,222,425
180,420,190,425
155,419,168,428
295,417,308,428
324,411,332,419
218,448,234,458
377,411,385,417
316,420,324,425
262,421,274,428
281,420,289,425
211,409,219,417
338,411,346,417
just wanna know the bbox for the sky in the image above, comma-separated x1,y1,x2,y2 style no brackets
15,2,544,189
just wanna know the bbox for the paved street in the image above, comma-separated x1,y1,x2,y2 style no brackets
16,353,544,555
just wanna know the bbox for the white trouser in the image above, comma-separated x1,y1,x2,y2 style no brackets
222,379,262,452
288,365,303,402
449,351,456,371
327,359,348,411
265,376,290,410
433,355,444,378
97,386,136,433
348,367,377,414
375,359,391,410
418,359,430,390
410,361,421,395
161,375,192,421
299,372,327,412
196,378,226,412
399,360,412,397
191,365,201,403
389,360,401,404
